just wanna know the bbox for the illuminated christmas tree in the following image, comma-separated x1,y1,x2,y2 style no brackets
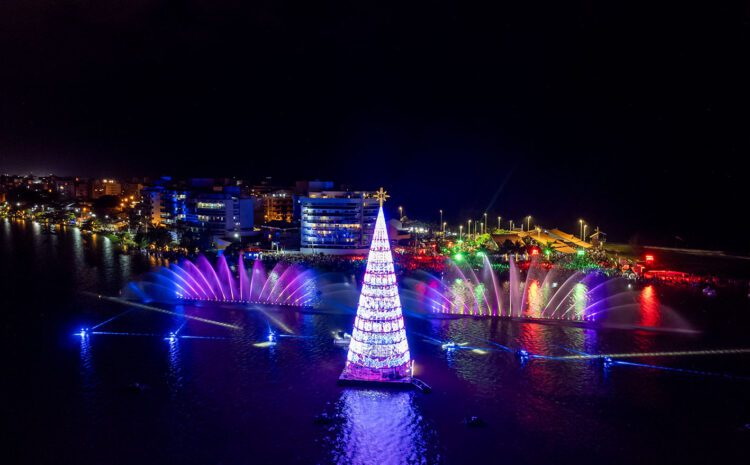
340,188,412,383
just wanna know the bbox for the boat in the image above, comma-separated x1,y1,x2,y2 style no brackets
411,378,432,393
332,331,351,345
441,341,458,351
702,286,717,297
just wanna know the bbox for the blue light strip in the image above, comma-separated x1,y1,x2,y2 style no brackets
90,308,134,330
91,331,158,337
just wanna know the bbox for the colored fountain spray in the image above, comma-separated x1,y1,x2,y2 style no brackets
403,254,691,331
340,188,412,384
125,256,319,307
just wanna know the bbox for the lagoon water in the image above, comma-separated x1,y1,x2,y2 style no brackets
2,219,749,465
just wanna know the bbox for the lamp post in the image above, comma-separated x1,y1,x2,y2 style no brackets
483,213,487,234
583,224,588,242
510,220,514,231
439,209,443,234
399,206,403,220
459,225,463,240
526,215,532,232
443,221,447,234
497,216,501,231
467,220,472,239
579,219,584,241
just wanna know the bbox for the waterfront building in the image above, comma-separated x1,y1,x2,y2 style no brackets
74,178,90,199
52,176,76,198
261,221,300,251
263,189,294,223
140,186,189,226
92,179,122,198
299,190,378,255
186,190,255,241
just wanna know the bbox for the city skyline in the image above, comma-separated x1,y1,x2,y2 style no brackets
1,2,749,253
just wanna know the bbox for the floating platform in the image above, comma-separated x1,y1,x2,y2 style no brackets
337,374,414,390
337,374,432,392
179,298,315,310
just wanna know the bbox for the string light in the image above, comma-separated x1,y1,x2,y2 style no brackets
341,192,411,381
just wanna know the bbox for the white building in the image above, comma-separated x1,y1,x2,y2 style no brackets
189,192,255,240
299,191,378,254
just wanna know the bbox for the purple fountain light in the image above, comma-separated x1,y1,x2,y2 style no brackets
126,256,319,307
401,256,691,331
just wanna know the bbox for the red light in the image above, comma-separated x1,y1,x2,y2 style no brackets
531,248,539,256
645,254,655,263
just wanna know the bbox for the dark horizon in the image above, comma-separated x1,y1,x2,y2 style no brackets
1,2,748,253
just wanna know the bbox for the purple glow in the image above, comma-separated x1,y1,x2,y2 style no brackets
403,258,691,330
128,256,319,307
341,205,411,382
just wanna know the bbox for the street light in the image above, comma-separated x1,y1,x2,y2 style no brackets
459,225,463,240
399,206,403,220
467,220,472,239
443,221,447,234
583,224,588,242
483,212,487,233
439,209,443,233
526,215,532,232
579,219,584,241
497,216,501,231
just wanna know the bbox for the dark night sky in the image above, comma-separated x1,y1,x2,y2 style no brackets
1,1,749,252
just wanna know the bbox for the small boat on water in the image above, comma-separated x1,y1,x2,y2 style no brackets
411,378,432,393
332,330,351,345
441,341,458,351
702,286,717,298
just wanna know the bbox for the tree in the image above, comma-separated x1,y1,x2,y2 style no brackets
341,204,411,382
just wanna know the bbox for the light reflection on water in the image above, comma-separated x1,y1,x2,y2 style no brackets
640,285,661,328
4,219,750,465
329,390,439,465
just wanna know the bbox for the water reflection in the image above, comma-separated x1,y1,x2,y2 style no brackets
79,332,94,382
329,390,438,465
640,285,661,327
167,336,183,396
